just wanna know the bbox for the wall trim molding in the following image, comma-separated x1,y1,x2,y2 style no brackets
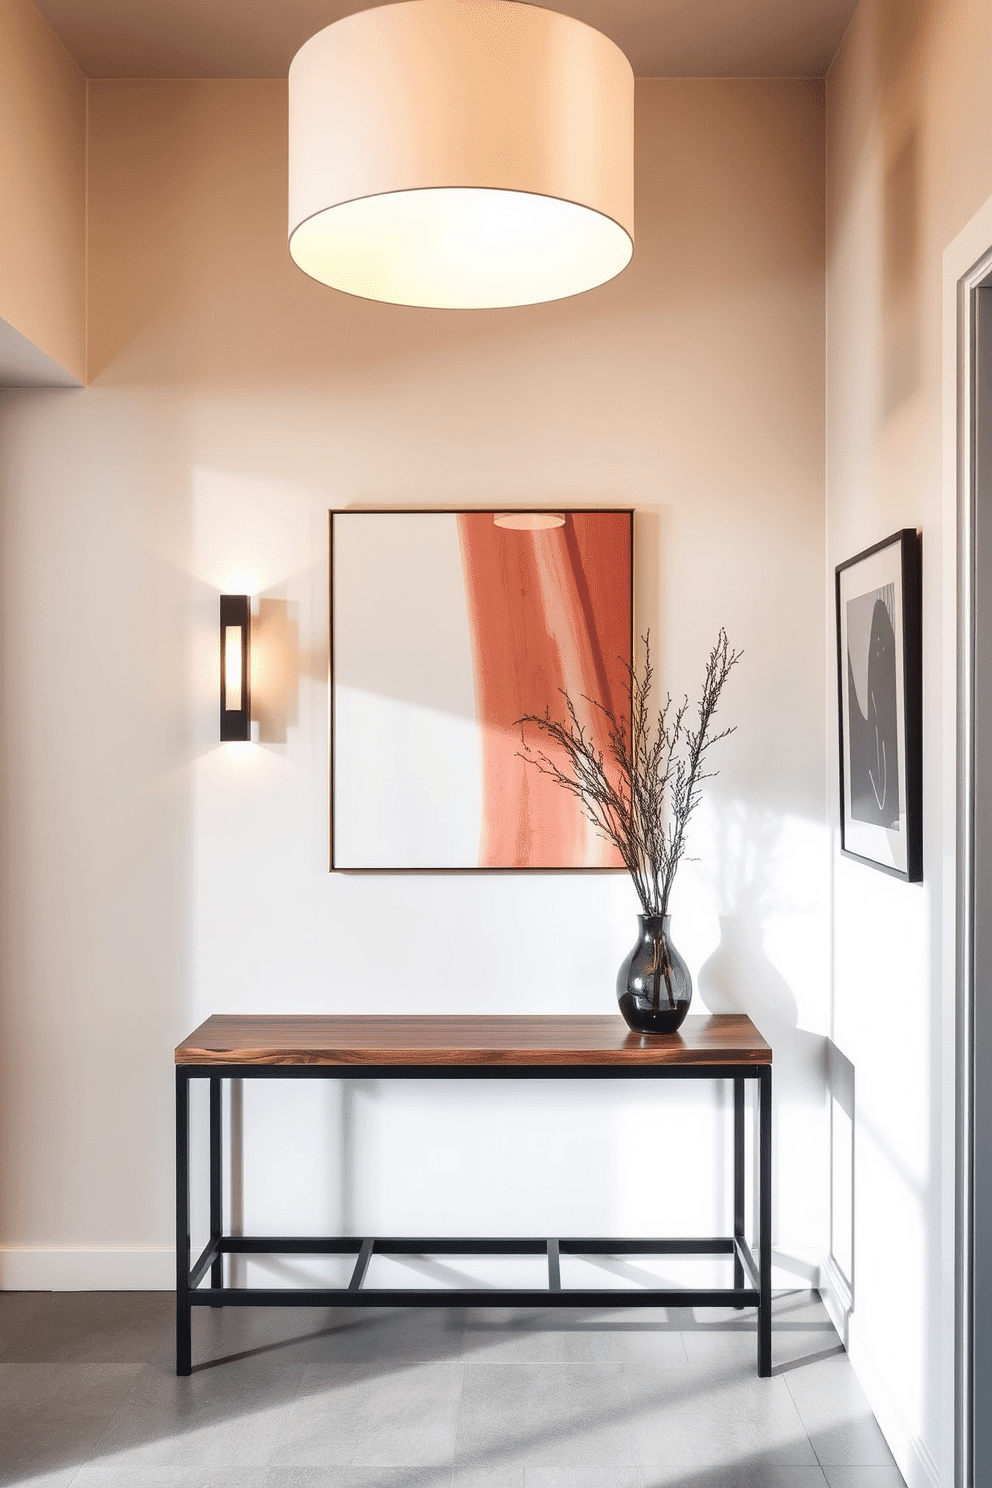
819,1254,940,1488
942,185,992,1488
817,1249,851,1342
0,1248,174,1290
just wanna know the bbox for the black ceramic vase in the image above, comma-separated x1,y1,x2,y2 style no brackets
617,914,692,1034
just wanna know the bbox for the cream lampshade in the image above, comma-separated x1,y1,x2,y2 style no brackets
288,0,634,309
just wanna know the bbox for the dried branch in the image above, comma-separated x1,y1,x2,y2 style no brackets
517,629,741,916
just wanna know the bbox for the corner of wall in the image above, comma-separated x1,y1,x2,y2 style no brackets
0,0,87,385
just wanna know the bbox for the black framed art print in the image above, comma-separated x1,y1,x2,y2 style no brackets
835,528,922,881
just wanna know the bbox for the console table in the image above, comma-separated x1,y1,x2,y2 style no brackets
175,1012,772,1376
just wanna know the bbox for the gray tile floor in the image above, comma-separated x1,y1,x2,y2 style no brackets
0,1290,906,1488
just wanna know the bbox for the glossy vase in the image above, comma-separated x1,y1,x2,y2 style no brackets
617,914,692,1034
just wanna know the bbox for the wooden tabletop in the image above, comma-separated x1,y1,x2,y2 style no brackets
175,1013,771,1068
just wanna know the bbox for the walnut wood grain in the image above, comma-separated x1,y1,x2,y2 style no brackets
175,1013,770,1068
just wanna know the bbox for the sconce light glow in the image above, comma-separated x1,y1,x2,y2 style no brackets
288,0,634,309
493,512,567,530
220,595,251,742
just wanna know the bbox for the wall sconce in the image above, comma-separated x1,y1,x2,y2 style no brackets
220,595,251,741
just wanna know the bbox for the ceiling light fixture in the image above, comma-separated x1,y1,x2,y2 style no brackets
288,0,634,310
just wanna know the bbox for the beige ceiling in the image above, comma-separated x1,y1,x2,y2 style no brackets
33,0,859,79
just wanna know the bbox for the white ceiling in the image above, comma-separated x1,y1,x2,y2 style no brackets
33,0,859,79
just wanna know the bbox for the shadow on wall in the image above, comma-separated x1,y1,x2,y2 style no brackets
826,1039,855,1308
696,802,826,1110
875,0,931,419
883,122,921,417
634,507,662,663
252,595,304,746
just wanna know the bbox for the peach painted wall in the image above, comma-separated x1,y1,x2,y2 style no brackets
0,0,85,382
826,2,992,1483
0,79,829,1314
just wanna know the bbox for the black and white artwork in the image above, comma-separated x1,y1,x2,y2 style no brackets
836,530,922,881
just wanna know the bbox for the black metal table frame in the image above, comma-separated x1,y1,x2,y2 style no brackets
176,1061,772,1376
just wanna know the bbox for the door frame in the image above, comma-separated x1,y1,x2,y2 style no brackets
946,201,992,1488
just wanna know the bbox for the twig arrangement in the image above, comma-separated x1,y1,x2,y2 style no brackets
517,629,741,918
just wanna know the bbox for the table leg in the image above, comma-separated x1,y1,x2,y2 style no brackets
758,1064,772,1377
176,1069,191,1376
733,1076,745,1306
210,1077,223,1300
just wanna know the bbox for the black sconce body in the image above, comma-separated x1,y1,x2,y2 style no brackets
220,594,251,741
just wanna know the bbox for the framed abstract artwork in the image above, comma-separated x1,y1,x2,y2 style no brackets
835,528,922,881
330,509,633,870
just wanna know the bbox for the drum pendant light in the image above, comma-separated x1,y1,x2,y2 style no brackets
288,0,634,309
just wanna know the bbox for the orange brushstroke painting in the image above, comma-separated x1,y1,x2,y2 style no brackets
457,511,631,868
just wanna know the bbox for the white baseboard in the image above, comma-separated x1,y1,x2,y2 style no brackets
818,1248,852,1346
818,1251,941,1488
0,1248,175,1290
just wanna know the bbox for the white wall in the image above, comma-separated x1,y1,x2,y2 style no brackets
0,79,829,1296
825,2,992,1484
